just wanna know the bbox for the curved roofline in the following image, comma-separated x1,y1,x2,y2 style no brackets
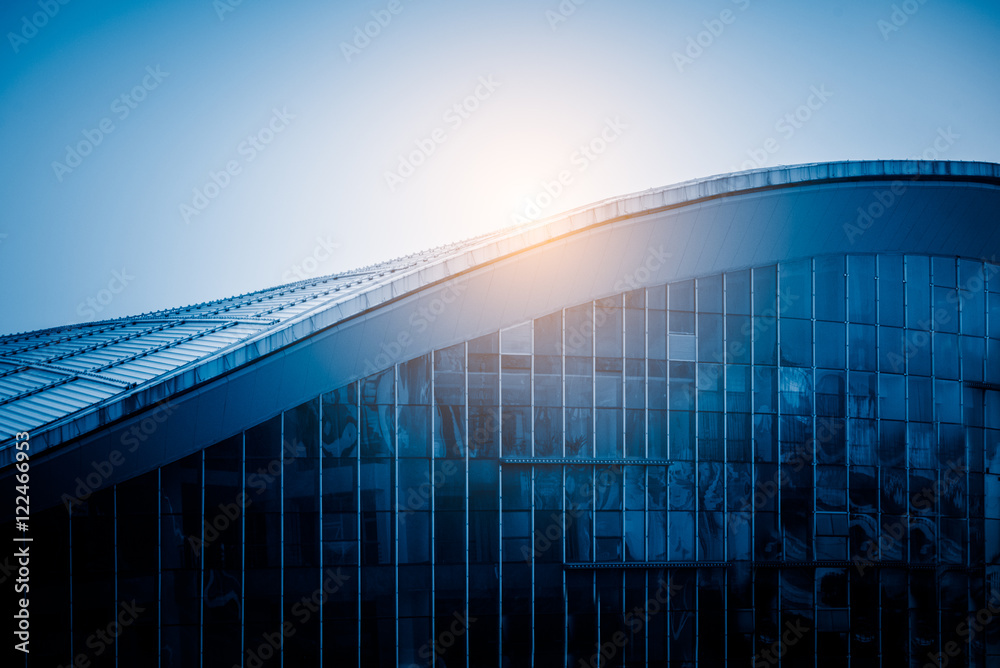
4,159,1000,456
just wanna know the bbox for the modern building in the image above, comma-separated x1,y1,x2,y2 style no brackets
3,160,1000,667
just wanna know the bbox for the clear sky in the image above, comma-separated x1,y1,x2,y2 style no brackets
1,0,998,335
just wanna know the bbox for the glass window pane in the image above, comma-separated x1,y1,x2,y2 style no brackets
399,354,431,404
697,274,723,313
848,324,876,371
934,332,959,379
726,269,751,315
959,259,986,335
534,312,562,355
725,315,752,364
815,255,845,322
779,259,811,319
753,265,777,316
754,315,777,365
501,321,532,354
878,375,906,420
906,256,931,329
595,301,622,358
669,279,695,311
848,255,877,324
877,254,905,327
434,344,465,405
815,321,845,369
625,306,644,359
780,318,812,367
698,313,723,362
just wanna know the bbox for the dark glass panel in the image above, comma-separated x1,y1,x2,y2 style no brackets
698,312,724,362
468,405,498,458
815,254,845,322
753,314,777,365
877,254,905,326
435,404,466,458
959,259,987,336
534,405,563,456
848,255,877,323
848,323,877,371
935,331,960,379
322,382,358,458
906,255,931,329
696,273,723,314
399,352,432,404
201,437,242,641
815,320,845,369
468,347,499,407
565,466,593,563
435,343,466,405
669,360,695,410
398,404,430,457
780,258,811,319
753,264,777,316
726,269,751,315
501,405,530,457
779,366,812,416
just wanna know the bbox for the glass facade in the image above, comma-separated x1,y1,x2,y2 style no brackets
14,253,1000,666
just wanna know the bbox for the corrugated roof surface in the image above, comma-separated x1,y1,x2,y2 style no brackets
2,159,999,448
0,232,507,440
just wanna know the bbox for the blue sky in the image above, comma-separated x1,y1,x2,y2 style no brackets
1,0,998,334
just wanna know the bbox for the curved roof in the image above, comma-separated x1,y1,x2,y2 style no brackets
3,159,1000,458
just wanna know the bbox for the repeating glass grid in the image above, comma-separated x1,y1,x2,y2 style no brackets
16,253,1000,667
